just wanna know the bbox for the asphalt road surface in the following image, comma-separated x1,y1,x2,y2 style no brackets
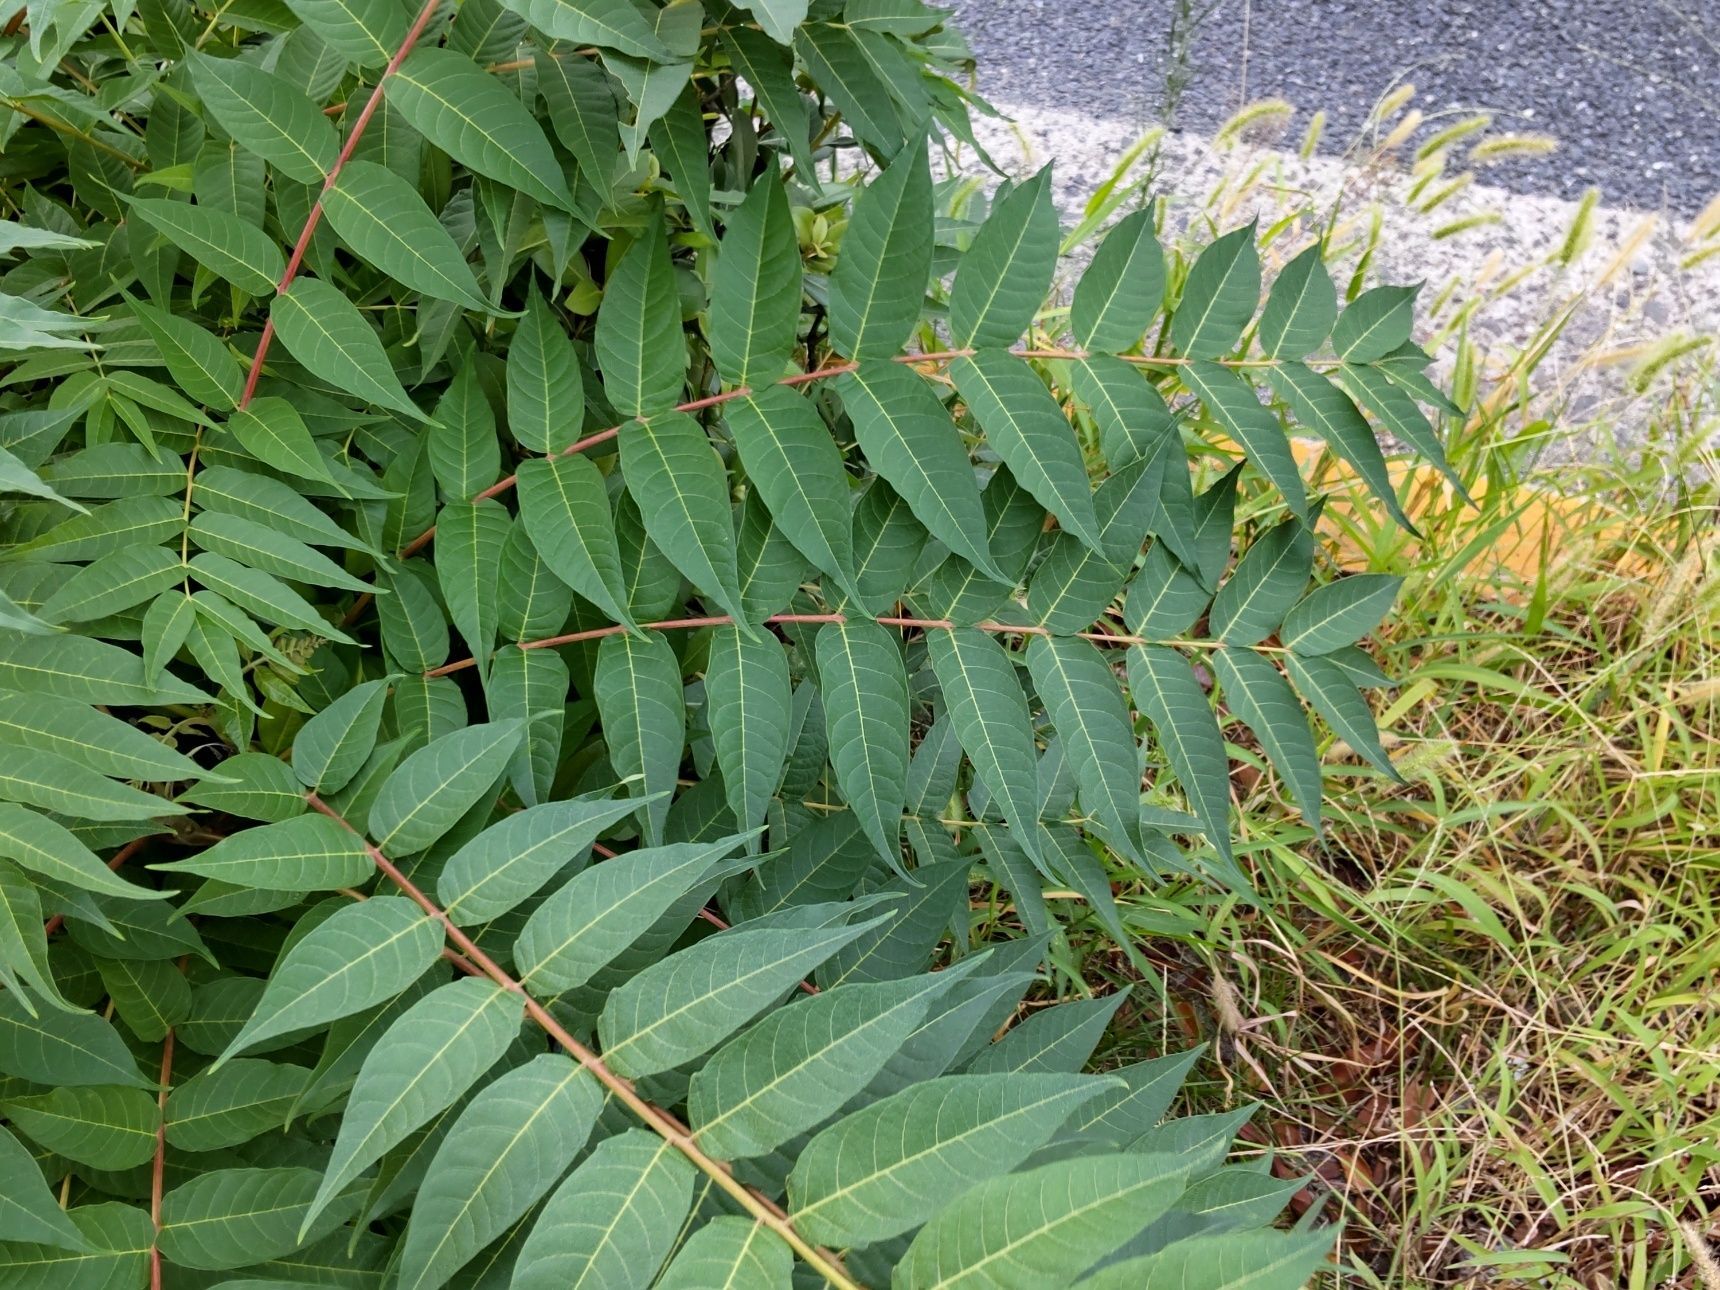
948,0,1720,216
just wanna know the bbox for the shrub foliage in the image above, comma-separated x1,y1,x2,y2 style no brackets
0,0,1451,1285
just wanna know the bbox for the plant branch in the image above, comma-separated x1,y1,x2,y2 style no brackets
148,1029,174,1290
236,0,443,409
304,793,861,1290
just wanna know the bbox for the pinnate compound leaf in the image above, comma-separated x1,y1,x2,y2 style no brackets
188,52,338,184
1168,222,1260,358
270,278,425,421
324,160,490,311
817,620,911,873
656,1216,792,1290
516,454,634,626
593,632,685,846
950,350,1104,554
828,135,932,360
439,795,638,925
618,412,746,621
709,162,803,385
596,214,687,416
949,165,1058,348
1072,207,1165,352
510,1130,694,1290
387,49,574,211
0,1125,88,1249
706,625,792,846
1,1085,158,1170
689,970,956,1160
292,677,392,793
397,1055,603,1290
929,628,1043,865
306,977,520,1232
895,1152,1188,1289
1127,645,1233,864
1257,242,1335,359
788,1073,1117,1246
837,361,1001,580
1280,573,1402,655
516,833,744,993
221,896,443,1061
598,916,884,1078
368,720,522,856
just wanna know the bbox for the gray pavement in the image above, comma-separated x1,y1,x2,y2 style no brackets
949,0,1720,216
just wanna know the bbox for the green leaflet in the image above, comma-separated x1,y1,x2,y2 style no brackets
387,49,574,211
896,1152,1188,1289
1212,646,1322,829
593,632,685,846
652,83,715,240
1209,515,1313,646
706,624,792,846
816,620,911,872
928,628,1044,866
725,384,857,593
187,52,338,184
127,294,241,410
1127,645,1234,864
157,1165,358,1270
220,897,443,1061
2,1084,158,1170
510,1130,694,1290
438,795,637,924
787,1073,1118,1245
226,396,333,484
951,349,1104,554
0,1201,148,1287
396,1055,603,1290
730,0,809,43
596,213,687,416
515,833,746,993
324,160,490,311
498,0,676,60
0,631,207,706
656,1217,792,1289
368,720,522,856
0,802,166,901
618,412,746,622
0,987,150,1087
0,859,72,1010
152,813,369,890
597,915,884,1078
689,970,957,1160
1178,360,1307,519
828,135,932,360
516,454,634,626
1257,242,1335,359
435,499,510,669
36,545,183,626
837,361,1002,580
1072,207,1166,352
270,278,425,421
709,158,803,385
1332,283,1420,362
1168,222,1260,358
1026,635,1144,861
0,1124,88,1249
1265,361,1415,532
1080,1228,1334,1290
1283,652,1402,780
165,1058,307,1151
507,288,585,455
949,165,1058,348
125,197,284,295
284,0,405,68
1281,573,1402,655
305,977,521,1230
292,677,392,793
